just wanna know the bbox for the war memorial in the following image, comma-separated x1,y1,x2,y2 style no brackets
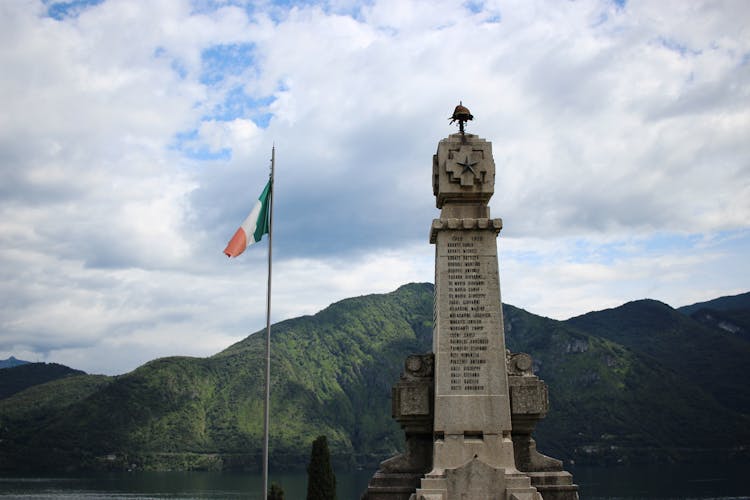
362,106,578,500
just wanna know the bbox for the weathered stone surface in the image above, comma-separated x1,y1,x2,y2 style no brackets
400,385,431,416
433,134,495,209
527,472,579,500
363,349,578,499
433,227,511,443
364,124,578,500
445,458,506,499
415,131,539,498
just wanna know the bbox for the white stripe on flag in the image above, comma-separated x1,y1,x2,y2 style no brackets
240,198,264,245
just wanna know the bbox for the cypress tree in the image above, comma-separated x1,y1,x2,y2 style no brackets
306,435,336,500
268,482,284,500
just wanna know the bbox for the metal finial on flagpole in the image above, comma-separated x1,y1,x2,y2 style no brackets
262,145,275,499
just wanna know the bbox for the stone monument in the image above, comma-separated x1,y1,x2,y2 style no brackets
362,105,578,500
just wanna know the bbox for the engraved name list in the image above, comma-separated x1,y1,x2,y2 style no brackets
441,231,495,394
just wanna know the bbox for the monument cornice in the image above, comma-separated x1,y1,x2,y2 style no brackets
429,217,503,244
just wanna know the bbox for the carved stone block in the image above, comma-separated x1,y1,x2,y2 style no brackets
433,133,495,208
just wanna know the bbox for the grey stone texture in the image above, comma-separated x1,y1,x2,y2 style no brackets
421,132,536,499
361,349,578,499
363,354,434,500
362,131,578,499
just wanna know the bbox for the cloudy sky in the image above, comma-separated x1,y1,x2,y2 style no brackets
1,0,748,375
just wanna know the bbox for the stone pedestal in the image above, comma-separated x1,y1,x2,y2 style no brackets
362,349,578,500
413,133,537,499
363,354,435,500
363,128,578,500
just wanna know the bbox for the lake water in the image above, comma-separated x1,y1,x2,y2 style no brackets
0,463,748,499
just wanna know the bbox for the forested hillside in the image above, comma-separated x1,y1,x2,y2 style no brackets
1,284,748,473
678,291,750,343
0,362,86,399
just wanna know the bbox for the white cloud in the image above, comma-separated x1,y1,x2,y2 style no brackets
0,0,748,374
498,230,750,319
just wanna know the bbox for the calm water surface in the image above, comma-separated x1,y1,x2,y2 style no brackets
0,463,748,499
0,470,365,499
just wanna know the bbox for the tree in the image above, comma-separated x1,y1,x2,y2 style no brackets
306,435,336,500
268,482,284,500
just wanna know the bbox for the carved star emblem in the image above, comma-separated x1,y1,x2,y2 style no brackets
456,156,478,177
445,145,487,187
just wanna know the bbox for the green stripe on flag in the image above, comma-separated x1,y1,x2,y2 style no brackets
253,180,271,243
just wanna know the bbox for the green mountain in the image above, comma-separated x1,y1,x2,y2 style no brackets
0,362,86,399
506,304,749,464
566,299,750,415
0,284,748,473
0,284,432,473
0,373,111,421
0,356,29,369
678,291,750,315
677,292,750,343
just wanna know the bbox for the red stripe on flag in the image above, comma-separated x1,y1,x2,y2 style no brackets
223,227,248,258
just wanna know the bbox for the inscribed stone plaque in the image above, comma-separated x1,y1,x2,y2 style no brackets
433,227,511,434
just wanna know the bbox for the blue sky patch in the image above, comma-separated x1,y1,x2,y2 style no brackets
153,46,188,79
44,0,104,20
190,0,252,16
592,11,609,28
171,129,232,161
171,60,188,80
205,86,276,127
464,0,484,14
186,147,232,161
657,36,701,57
640,232,703,254
170,129,230,161
200,43,256,86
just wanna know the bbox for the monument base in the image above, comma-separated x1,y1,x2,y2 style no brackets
361,352,579,500
364,471,424,500
527,472,579,500
413,458,541,499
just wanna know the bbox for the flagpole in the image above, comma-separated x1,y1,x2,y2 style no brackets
262,146,274,499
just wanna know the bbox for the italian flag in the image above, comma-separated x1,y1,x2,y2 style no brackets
223,179,271,258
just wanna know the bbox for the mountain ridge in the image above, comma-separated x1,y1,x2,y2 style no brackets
676,291,750,343
1,283,748,472
566,296,750,415
0,356,30,369
677,291,750,315
0,362,86,400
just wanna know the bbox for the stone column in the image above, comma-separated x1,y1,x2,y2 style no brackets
414,133,540,500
